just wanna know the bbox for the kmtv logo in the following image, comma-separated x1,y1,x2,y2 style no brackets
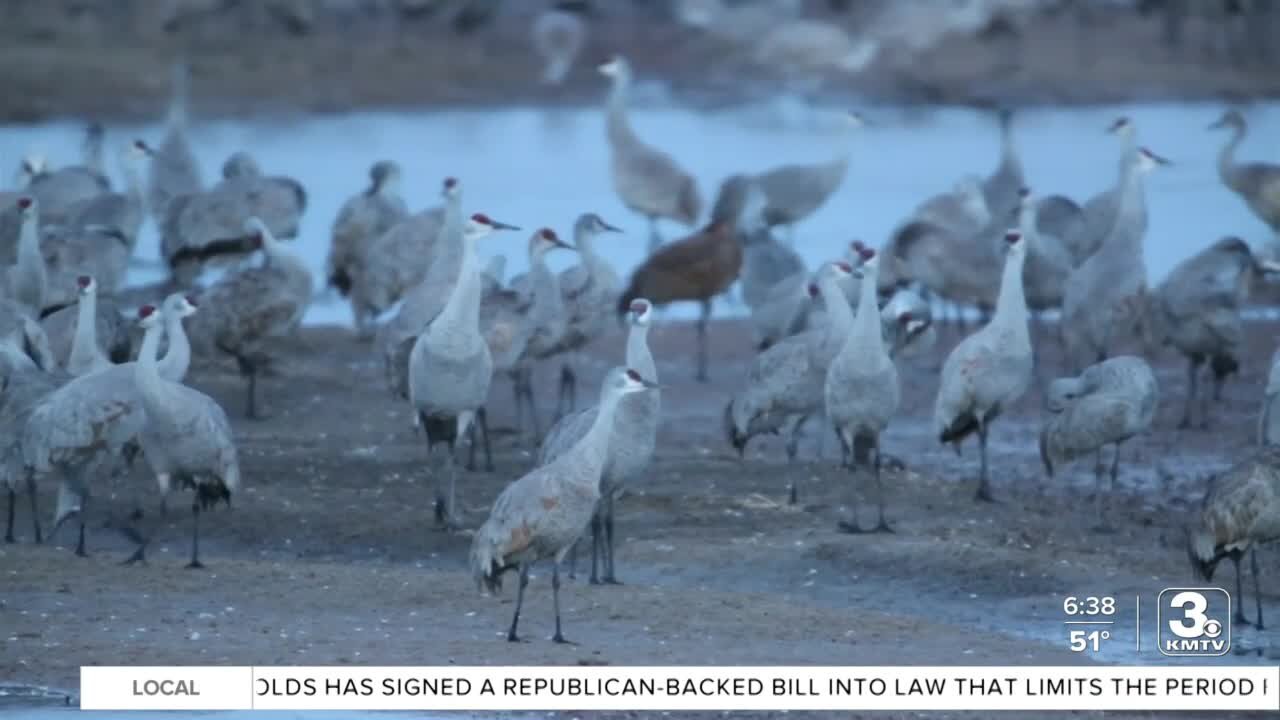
1157,588,1231,656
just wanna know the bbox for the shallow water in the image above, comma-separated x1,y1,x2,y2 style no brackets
2,100,1277,327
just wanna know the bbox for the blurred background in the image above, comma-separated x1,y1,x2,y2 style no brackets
3,0,1279,122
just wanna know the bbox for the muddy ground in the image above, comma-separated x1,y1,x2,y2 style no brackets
3,311,1279,718
2,1,1278,123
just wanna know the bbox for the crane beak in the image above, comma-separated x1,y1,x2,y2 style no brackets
490,220,520,231
1207,118,1226,130
600,220,624,233
551,237,577,252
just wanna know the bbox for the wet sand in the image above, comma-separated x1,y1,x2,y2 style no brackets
3,314,1278,720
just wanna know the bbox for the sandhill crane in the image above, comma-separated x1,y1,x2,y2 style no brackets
1017,188,1074,317
64,276,111,376
40,222,132,309
160,151,306,286
1063,117,1139,265
739,222,805,320
40,279,131,370
617,175,757,382
471,366,654,643
1209,109,1280,232
21,294,197,556
1187,446,1280,629
188,217,313,419
328,161,409,337
934,230,1033,502
825,247,897,533
1147,236,1280,429
1061,148,1167,372
505,228,576,440
725,260,857,501
147,62,203,228
600,55,702,252
127,303,239,568
982,109,1026,224
912,175,990,233
375,178,465,400
541,299,658,584
409,213,514,529
753,112,863,238
22,125,110,227
2,338,69,544
56,140,152,255
1262,347,1279,446
535,214,624,419
532,8,584,85
1040,356,1158,528
2,197,47,316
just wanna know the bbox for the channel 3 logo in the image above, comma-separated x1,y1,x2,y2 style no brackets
1157,588,1231,656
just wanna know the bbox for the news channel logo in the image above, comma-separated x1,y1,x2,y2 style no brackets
1157,588,1231,657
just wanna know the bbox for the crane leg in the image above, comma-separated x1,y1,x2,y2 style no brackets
695,299,711,383
975,422,995,502
836,431,865,534
566,538,579,580
555,363,577,420
647,216,662,253
27,473,41,544
1232,552,1250,626
1179,359,1199,429
439,450,460,531
511,372,524,435
1250,548,1264,630
507,563,530,642
466,408,494,473
185,499,204,570
871,438,894,533
522,368,543,443
552,562,572,644
587,510,602,585
603,493,622,584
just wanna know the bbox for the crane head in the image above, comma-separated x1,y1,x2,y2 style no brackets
628,298,652,326
1136,147,1171,171
16,196,33,212
1106,116,1131,136
1208,109,1244,131
137,304,160,328
76,275,94,294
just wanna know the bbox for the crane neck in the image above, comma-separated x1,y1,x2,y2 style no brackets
529,247,563,316
819,273,854,343
69,289,100,375
15,208,47,316
625,322,655,383
1217,125,1245,191
167,63,190,129
574,387,624,491
846,264,884,357
159,308,191,382
435,239,482,337
992,246,1029,335
134,321,171,413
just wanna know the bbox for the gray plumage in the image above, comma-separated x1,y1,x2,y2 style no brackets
2,196,47,317
374,179,461,400
1262,347,1280,447
327,161,410,337
19,294,195,555
532,8,584,85
1061,148,1165,372
187,217,313,419
40,223,132,307
754,112,862,232
883,204,1005,316
981,109,1026,224
541,213,624,418
40,279,131,371
147,62,204,229
1062,118,1138,265
21,130,111,229
1017,189,1074,313
470,366,652,643
408,214,508,529
934,230,1033,502
1148,236,1274,429
825,248,897,532
740,224,805,314
60,276,112,375
0,298,56,372
600,56,702,252
160,151,306,286
1186,446,1280,628
54,141,151,254
539,298,658,583
1,343,68,543
1210,109,1280,232
130,304,239,568
725,262,856,497
1040,355,1158,527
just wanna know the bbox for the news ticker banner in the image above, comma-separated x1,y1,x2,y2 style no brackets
82,665,1279,712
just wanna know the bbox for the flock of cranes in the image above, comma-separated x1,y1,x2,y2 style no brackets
3,53,1280,642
